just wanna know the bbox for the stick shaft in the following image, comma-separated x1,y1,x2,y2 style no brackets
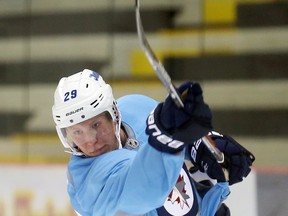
135,0,224,163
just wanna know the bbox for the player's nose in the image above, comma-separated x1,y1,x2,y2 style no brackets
84,129,98,145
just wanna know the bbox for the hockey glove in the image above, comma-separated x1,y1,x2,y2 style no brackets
146,81,212,153
211,132,255,185
162,82,212,142
146,107,185,153
189,131,255,185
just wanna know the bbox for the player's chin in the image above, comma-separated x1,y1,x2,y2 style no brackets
87,145,108,157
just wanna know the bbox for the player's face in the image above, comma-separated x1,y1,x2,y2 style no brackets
66,112,119,157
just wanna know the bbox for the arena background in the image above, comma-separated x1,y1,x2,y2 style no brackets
0,0,287,215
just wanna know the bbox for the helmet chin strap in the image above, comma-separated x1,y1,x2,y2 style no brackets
115,112,123,150
112,101,123,150
65,149,84,156
118,140,123,149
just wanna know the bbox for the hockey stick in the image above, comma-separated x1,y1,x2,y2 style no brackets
135,0,225,164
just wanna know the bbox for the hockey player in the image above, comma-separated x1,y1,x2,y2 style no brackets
52,69,254,216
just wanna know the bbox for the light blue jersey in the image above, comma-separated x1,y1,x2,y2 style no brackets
67,94,229,216
67,95,186,215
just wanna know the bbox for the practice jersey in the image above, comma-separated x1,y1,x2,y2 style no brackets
67,94,191,216
119,95,199,216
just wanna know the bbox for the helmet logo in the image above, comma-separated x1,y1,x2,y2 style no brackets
66,107,84,117
89,71,100,80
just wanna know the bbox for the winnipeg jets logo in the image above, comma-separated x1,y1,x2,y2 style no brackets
168,175,190,209
89,71,99,80
163,168,194,215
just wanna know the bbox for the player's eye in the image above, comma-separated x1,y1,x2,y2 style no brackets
73,130,82,136
93,122,100,128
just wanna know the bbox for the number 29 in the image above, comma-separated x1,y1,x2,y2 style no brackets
64,90,77,102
